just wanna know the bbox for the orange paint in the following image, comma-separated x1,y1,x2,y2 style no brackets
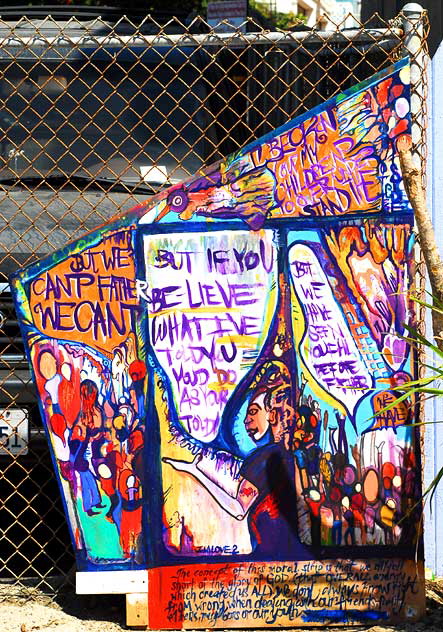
250,110,381,219
28,229,137,353
371,390,410,430
363,469,380,504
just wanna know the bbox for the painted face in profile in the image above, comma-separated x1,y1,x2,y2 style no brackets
244,392,270,442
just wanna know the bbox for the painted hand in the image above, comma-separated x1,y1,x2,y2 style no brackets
162,453,202,474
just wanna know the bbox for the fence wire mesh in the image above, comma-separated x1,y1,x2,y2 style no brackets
0,8,429,597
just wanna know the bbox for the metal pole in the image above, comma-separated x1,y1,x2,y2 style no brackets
402,3,428,169
0,27,403,49
402,2,434,576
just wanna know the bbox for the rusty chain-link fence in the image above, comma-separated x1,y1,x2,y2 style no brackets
0,6,429,598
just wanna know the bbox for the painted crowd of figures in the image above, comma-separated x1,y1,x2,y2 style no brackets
164,360,418,557
33,336,147,562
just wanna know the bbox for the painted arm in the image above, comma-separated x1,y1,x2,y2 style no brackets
162,454,257,520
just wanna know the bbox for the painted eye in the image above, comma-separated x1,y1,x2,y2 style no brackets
167,190,188,212
247,405,259,415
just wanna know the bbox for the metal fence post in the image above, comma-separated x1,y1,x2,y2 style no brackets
402,3,428,168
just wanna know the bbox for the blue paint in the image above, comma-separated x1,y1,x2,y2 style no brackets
302,609,389,623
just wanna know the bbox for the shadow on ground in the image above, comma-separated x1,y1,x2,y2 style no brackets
55,591,127,627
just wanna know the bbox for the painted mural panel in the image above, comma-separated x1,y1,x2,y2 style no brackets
19,227,146,565
11,57,425,625
136,58,412,228
143,220,417,562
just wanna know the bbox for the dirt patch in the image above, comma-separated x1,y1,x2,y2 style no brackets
1,580,443,631
0,589,127,632
0,602,125,632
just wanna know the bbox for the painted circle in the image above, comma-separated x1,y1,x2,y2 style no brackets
395,97,410,118
388,115,397,131
309,489,321,502
382,462,396,479
113,414,125,430
392,475,402,488
399,65,410,85
396,134,412,152
129,359,146,381
343,465,355,485
61,362,71,381
363,469,379,504
167,189,188,212
273,344,283,357
390,370,412,387
98,463,112,479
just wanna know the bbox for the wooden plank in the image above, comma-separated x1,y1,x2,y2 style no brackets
76,570,148,595
126,592,148,628
148,559,425,629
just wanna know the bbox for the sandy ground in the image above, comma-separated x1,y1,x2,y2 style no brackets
0,591,126,631
1,581,443,632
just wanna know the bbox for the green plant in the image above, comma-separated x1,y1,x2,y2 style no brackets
248,0,308,30
275,11,308,30
375,293,443,515
392,148,443,521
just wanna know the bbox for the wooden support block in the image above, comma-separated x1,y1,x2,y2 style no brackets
126,592,148,628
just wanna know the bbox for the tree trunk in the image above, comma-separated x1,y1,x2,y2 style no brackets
398,148,443,350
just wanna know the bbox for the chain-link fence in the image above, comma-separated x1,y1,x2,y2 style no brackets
0,7,429,598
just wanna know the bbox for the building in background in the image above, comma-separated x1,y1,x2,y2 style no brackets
274,0,360,28
361,1,440,57
332,0,361,27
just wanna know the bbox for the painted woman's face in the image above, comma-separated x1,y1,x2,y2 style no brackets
244,392,270,442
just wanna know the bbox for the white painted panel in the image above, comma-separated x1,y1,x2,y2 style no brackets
76,570,148,594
